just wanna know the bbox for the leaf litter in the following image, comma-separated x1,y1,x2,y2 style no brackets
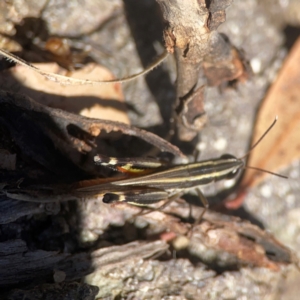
0,1,300,299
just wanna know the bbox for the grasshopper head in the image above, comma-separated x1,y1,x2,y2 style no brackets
219,154,244,180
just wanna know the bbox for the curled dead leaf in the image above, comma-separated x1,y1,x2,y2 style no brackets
242,37,300,189
0,62,130,124
225,37,300,209
0,91,183,178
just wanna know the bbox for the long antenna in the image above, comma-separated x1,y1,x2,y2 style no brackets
244,166,288,179
240,116,278,160
239,116,288,179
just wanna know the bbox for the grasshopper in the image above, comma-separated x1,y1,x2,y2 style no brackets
78,118,286,224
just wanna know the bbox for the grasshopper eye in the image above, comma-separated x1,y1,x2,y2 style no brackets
220,154,237,160
219,154,240,179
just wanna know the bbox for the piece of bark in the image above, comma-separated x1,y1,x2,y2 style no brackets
84,257,287,299
6,282,99,300
0,236,293,299
3,184,294,271
0,90,183,180
0,198,46,224
1,187,295,299
78,196,294,270
0,239,68,287
0,239,167,287
0,150,16,171
146,202,294,270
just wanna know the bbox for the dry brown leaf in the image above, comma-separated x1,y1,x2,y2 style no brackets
225,38,300,209
222,37,300,212
0,91,183,177
1,62,130,124
240,37,300,189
